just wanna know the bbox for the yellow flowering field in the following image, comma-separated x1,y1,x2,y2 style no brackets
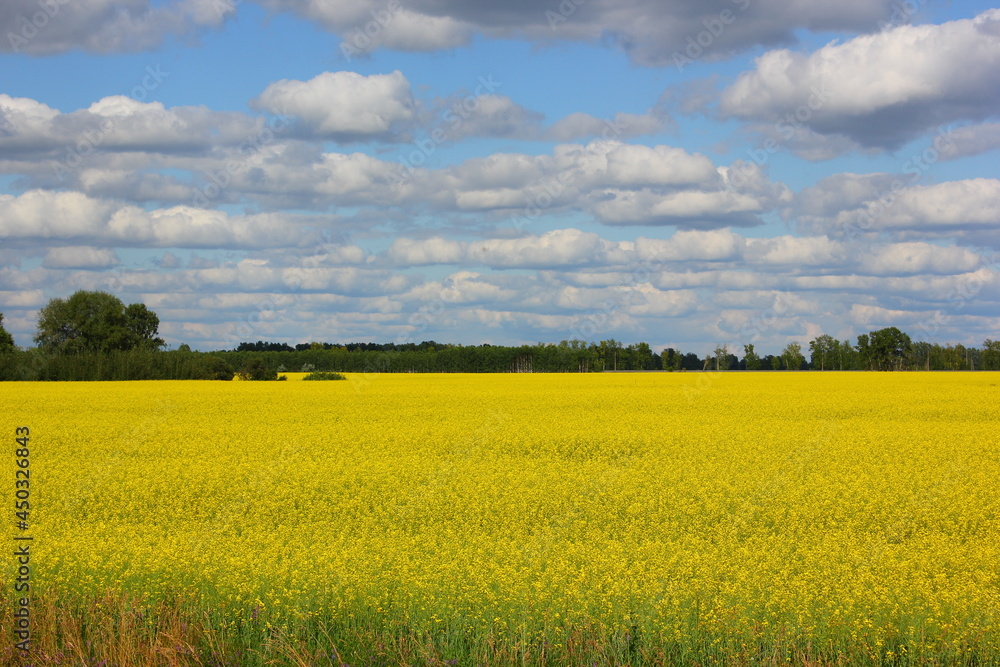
2,373,1000,665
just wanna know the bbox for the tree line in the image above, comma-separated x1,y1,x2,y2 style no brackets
1,291,998,380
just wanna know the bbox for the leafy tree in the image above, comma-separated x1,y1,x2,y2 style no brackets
781,342,805,370
238,356,277,381
598,339,622,371
202,355,235,380
628,342,655,370
124,303,163,349
0,313,15,353
835,339,855,370
808,334,837,370
983,339,1000,371
713,344,729,371
864,327,912,371
34,291,165,354
743,343,761,370
910,340,933,371
856,333,872,370
661,347,683,371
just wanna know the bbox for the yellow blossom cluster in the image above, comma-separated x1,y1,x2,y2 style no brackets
4,372,999,661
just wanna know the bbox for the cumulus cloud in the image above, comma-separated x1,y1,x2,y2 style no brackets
155,251,183,269
437,94,545,141
252,71,416,141
794,178,1000,239
419,140,789,229
0,0,232,54
384,228,986,284
937,123,1000,160
591,188,767,227
858,242,982,276
743,235,845,266
546,111,671,142
0,190,360,250
0,93,273,173
42,246,120,269
259,0,898,66
718,10,1000,151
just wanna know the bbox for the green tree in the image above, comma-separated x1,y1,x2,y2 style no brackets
629,342,655,370
0,313,15,353
743,343,761,370
661,347,681,371
781,342,805,370
808,334,837,370
865,327,912,371
856,333,872,370
124,303,164,350
34,291,165,354
713,344,729,371
598,339,622,371
983,339,1000,371
238,356,278,381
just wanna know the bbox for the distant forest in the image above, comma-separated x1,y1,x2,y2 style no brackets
1,291,998,380
2,332,999,381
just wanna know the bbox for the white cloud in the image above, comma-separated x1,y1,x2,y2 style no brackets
591,188,767,227
719,10,1000,151
859,242,982,276
602,144,719,188
388,229,626,269
439,94,545,140
0,190,359,250
744,235,845,266
635,229,744,261
0,93,269,168
817,179,1000,238
426,140,786,229
938,123,1000,160
253,71,415,140
0,190,119,238
0,0,232,55
387,237,466,266
259,0,899,66
42,246,120,269
546,111,670,142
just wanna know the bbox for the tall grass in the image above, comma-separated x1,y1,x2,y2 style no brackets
1,590,991,666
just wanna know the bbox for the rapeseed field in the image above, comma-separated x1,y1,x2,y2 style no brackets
2,373,999,665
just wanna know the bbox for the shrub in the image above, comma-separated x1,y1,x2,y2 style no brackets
237,357,278,381
302,371,347,381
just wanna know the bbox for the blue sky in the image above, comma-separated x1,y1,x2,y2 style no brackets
0,0,997,353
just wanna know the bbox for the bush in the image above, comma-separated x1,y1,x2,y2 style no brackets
237,357,278,381
302,371,347,381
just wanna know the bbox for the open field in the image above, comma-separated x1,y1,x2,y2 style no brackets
2,373,1000,665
